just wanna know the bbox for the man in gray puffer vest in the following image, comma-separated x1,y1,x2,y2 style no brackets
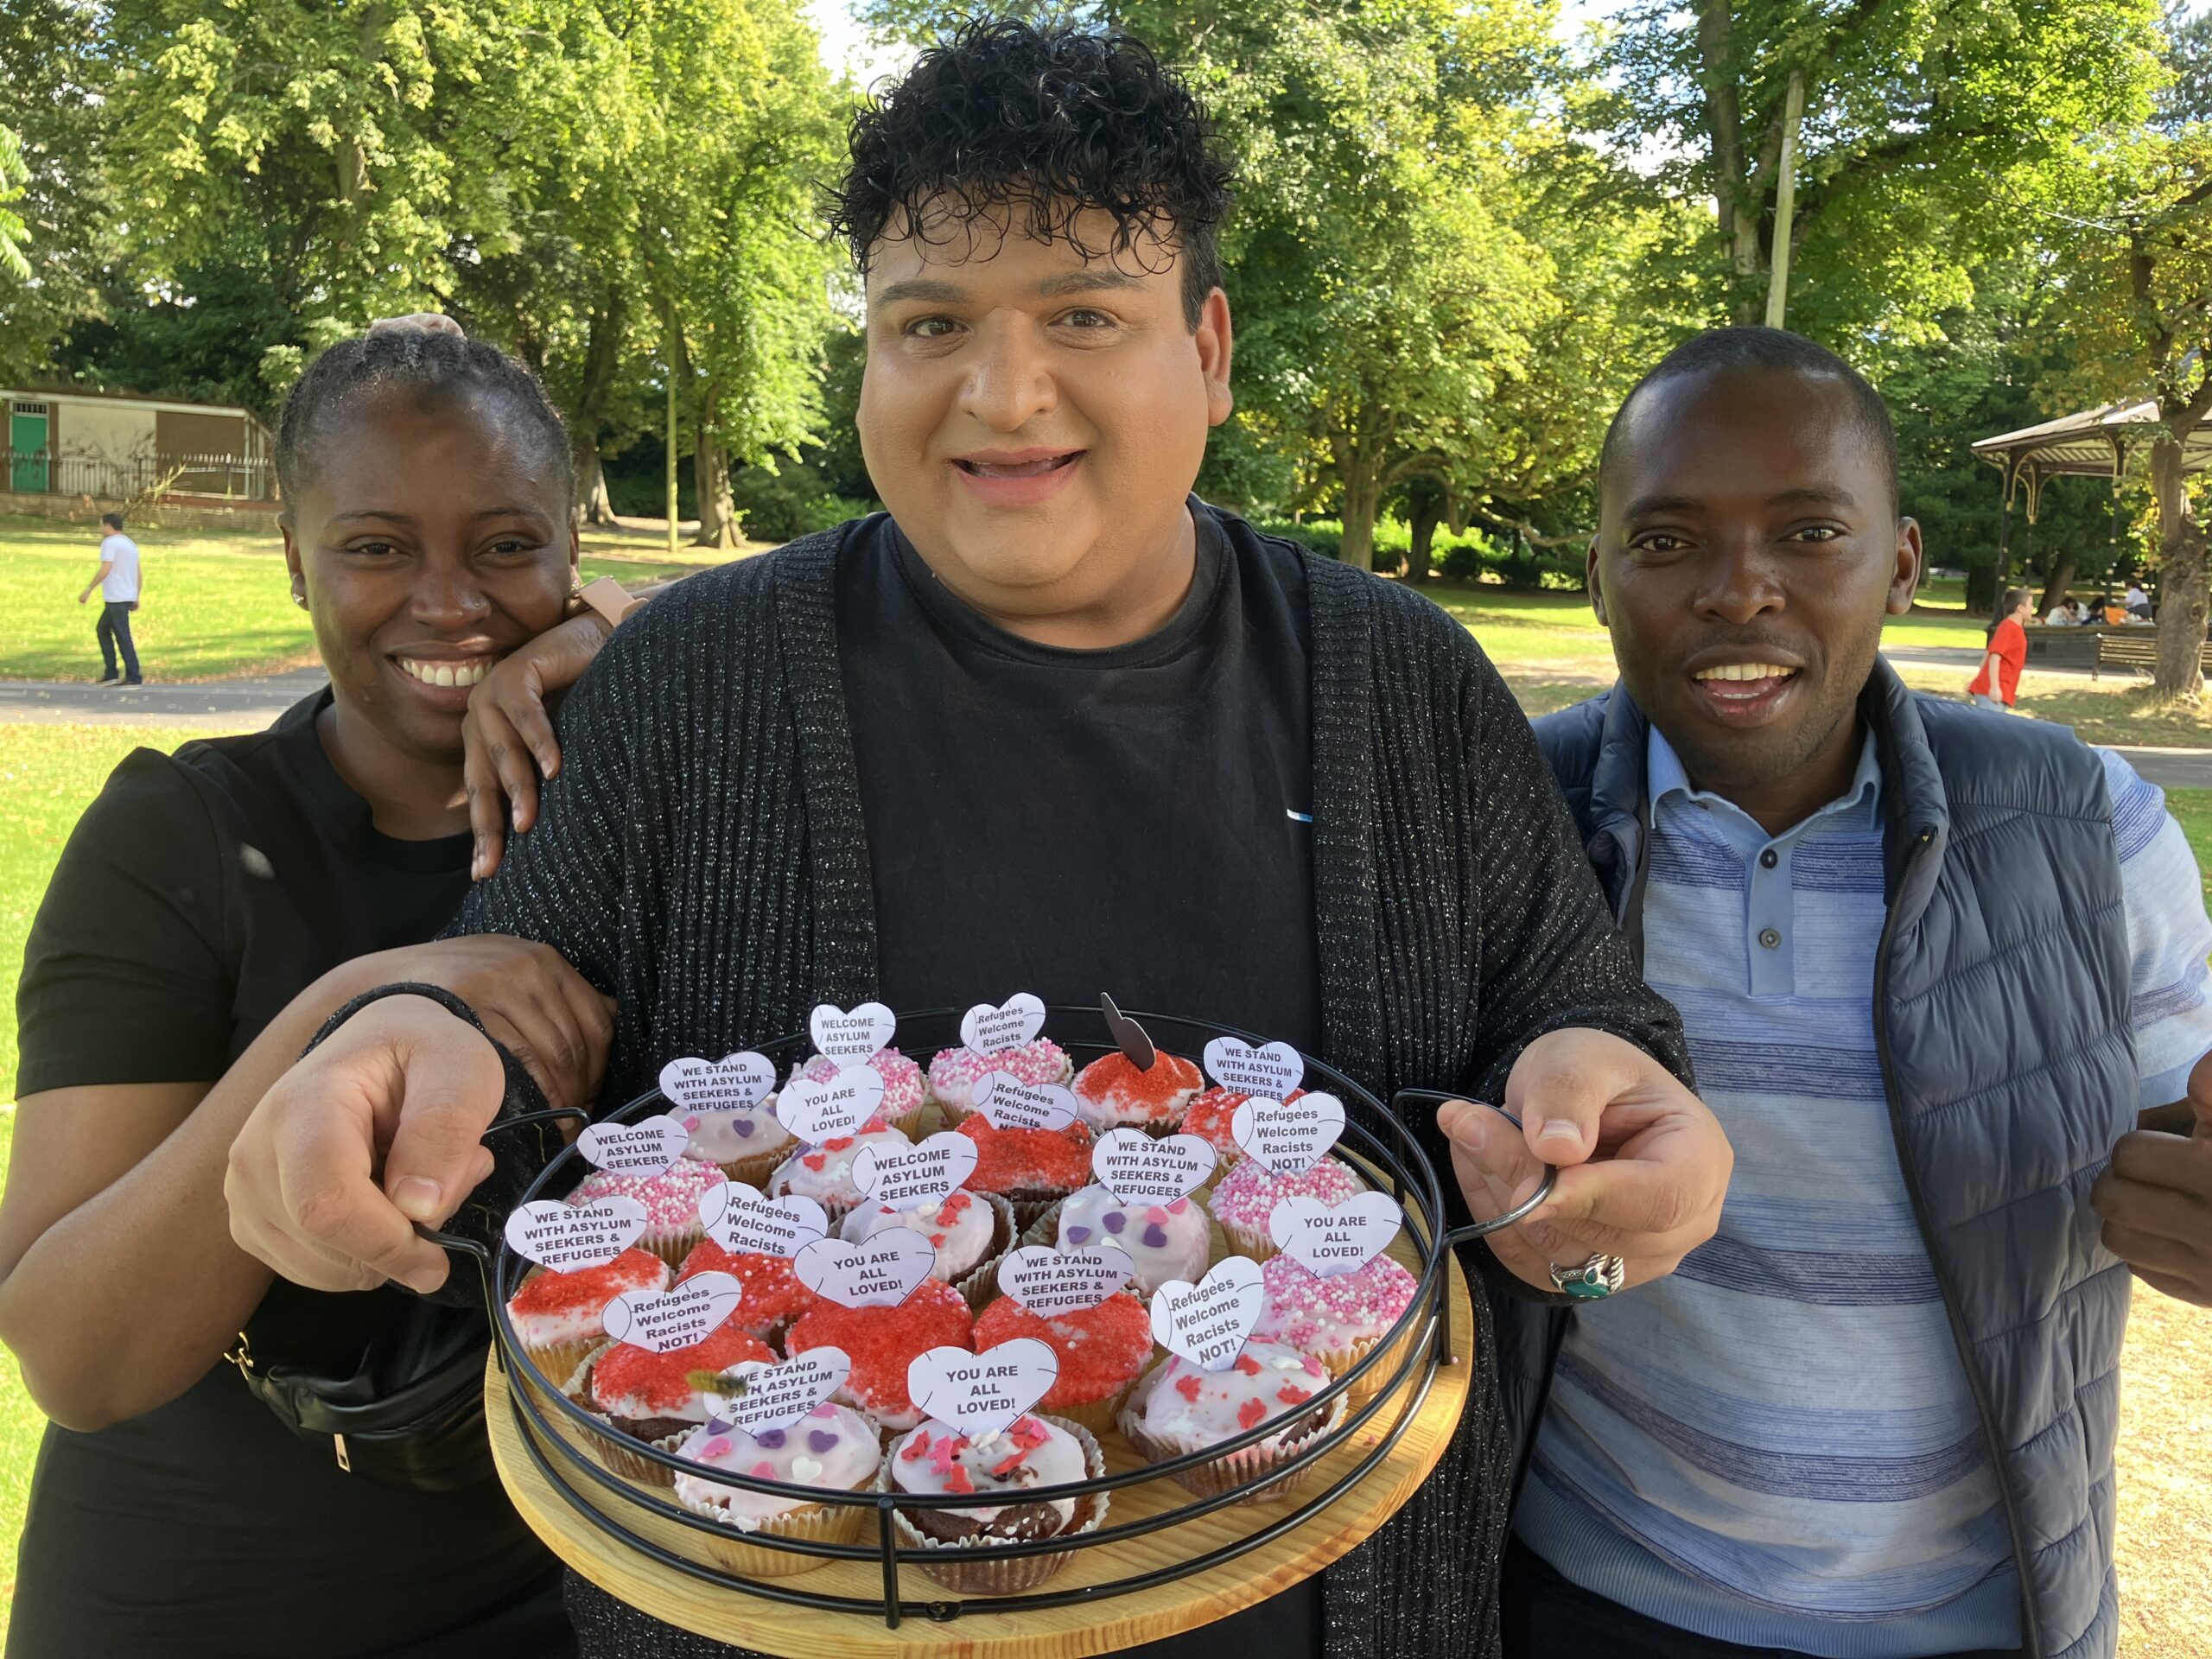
1467,328,2212,1659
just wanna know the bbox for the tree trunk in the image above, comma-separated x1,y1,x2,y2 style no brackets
2152,432,2209,700
578,448,615,527
693,430,739,548
1695,0,1761,324
1338,476,1382,572
2035,552,2075,619
1407,500,1440,583
570,284,627,528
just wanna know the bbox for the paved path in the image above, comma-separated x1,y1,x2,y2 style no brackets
0,668,327,728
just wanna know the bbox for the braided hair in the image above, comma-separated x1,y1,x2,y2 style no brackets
275,331,572,513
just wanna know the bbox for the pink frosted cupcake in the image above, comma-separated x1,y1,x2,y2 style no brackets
1182,1085,1308,1174
1206,1156,1366,1263
570,1160,728,1268
792,1050,927,1138
926,1039,1072,1122
1251,1252,1419,1402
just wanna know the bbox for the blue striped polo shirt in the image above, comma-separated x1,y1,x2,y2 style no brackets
1516,723,2212,1656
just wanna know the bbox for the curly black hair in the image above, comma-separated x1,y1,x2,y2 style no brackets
275,330,573,514
824,19,1236,327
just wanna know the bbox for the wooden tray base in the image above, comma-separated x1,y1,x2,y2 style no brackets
486,1248,1472,1658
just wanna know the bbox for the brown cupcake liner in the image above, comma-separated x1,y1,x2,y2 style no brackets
1215,1215,1278,1265
879,1416,1107,1596
1117,1366,1349,1506
952,1193,1020,1314
673,1475,872,1580
709,1144,789,1190
643,1222,709,1271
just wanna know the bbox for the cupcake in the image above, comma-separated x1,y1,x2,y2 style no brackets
768,1126,914,1224
1035,1185,1211,1297
580,1321,776,1484
955,1114,1094,1230
885,1414,1106,1594
926,1039,1072,1122
971,1293,1154,1435
1207,1156,1368,1263
504,1248,671,1382
669,1401,879,1579
677,1099,794,1188
791,1049,927,1138
1182,1085,1308,1174
676,1239,821,1342
1118,1342,1345,1504
839,1190,1014,1308
1071,1051,1204,1136
569,1159,728,1268
785,1278,976,1432
1251,1252,1419,1402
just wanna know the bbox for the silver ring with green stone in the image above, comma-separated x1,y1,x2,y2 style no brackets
1548,1252,1626,1300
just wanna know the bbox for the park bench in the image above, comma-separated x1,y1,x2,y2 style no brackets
2023,624,2212,680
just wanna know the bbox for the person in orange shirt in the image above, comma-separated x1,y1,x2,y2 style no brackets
1969,585,2032,710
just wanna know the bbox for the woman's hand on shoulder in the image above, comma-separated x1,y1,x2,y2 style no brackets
357,934,614,1114
463,611,613,879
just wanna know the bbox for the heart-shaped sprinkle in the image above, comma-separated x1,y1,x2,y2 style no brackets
1268,1192,1404,1277
809,1001,897,1067
791,1456,825,1482
1101,1211,1126,1235
807,1427,841,1453
1066,1224,1092,1244
1092,1128,1215,1205
576,1115,690,1177
601,1271,743,1354
1201,1037,1305,1100
658,1052,776,1113
973,1072,1080,1133
852,1130,979,1212
959,993,1048,1054
504,1196,647,1271
1230,1091,1347,1177
1141,1223,1167,1249
702,1348,853,1435
1150,1258,1266,1373
778,1067,887,1145
997,1243,1136,1315
698,1185,829,1257
908,1338,1060,1437
792,1231,938,1309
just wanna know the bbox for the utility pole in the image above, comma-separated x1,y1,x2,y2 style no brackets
1764,67,1807,330
664,346,678,563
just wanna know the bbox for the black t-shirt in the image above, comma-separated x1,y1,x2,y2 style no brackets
10,691,561,1658
839,507,1325,1659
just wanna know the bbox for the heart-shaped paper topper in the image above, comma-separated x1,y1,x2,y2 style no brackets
960,993,1047,1055
1202,1037,1305,1101
1267,1193,1403,1279
1230,1091,1347,1177
699,1185,829,1258
697,1349,851,1437
577,1114,690,1177
601,1271,744,1354
777,1066,887,1146
851,1131,979,1212
809,1001,896,1068
659,1052,776,1114
792,1231,938,1309
908,1338,1059,1438
996,1243,1136,1316
1099,992,1156,1071
505,1197,648,1272
1150,1257,1267,1373
973,1073,1079,1134
1091,1128,1216,1205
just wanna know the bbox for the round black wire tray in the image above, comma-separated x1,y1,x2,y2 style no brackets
461,1005,1529,1650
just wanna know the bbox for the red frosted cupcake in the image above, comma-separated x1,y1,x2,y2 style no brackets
1183,1085,1307,1173
676,1239,821,1342
1071,1050,1204,1136
955,1113,1094,1230
785,1278,975,1432
505,1248,671,1382
581,1320,776,1484
972,1292,1154,1434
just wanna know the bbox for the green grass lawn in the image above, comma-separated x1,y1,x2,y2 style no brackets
0,516,747,683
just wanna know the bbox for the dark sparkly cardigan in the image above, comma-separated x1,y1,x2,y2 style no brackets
452,511,1688,1659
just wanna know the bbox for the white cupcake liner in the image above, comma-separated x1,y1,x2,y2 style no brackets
673,1476,872,1580
878,1415,1108,1595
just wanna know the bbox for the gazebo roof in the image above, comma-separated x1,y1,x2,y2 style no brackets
1970,398,2212,519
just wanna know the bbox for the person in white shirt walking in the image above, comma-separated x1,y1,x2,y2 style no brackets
77,511,143,684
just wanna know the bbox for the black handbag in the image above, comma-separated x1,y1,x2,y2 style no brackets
226,982,577,1491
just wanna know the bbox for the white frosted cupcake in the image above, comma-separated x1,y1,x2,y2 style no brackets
1118,1342,1344,1504
838,1189,1015,1308
768,1126,914,1224
504,1248,671,1382
670,1400,879,1578
1032,1184,1211,1296
677,1099,794,1188
884,1414,1106,1594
